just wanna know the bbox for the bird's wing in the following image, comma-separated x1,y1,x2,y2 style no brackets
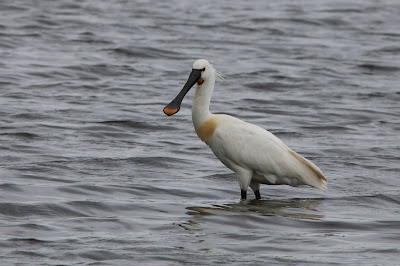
212,115,327,190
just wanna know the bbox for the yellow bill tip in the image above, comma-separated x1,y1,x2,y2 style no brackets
163,106,179,116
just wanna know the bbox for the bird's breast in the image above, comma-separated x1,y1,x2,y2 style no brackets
195,116,218,142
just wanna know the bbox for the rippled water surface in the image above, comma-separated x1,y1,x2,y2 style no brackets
1,0,400,265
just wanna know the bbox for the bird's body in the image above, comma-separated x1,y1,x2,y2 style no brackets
164,59,327,199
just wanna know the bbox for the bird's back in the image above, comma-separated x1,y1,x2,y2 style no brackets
207,114,327,190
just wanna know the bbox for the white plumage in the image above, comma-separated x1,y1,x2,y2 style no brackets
164,59,327,199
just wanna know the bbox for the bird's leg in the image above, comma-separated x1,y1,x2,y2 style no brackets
235,168,253,200
241,190,247,199
250,181,261,200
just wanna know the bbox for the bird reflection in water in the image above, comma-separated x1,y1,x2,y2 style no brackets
185,198,325,221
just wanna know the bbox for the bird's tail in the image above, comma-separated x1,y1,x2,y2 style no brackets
289,150,327,190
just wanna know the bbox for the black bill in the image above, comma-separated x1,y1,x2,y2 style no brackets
163,69,202,116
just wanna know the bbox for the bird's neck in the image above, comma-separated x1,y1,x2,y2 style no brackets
192,76,215,129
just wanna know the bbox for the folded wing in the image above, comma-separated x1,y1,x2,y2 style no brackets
212,115,327,190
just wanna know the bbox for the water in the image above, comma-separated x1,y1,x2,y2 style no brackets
1,0,399,265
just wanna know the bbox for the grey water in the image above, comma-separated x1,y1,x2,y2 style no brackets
1,0,400,265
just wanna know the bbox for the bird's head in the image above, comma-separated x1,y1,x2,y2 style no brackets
192,59,213,86
163,59,213,116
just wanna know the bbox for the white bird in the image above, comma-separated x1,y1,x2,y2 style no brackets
163,59,327,200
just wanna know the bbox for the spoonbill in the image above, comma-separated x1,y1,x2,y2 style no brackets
163,59,327,200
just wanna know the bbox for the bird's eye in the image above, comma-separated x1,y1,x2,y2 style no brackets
202,68,205,71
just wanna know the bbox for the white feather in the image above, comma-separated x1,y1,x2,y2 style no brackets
208,114,327,190
214,68,228,81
